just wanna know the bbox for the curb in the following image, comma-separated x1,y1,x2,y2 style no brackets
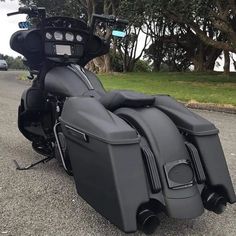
186,103,236,114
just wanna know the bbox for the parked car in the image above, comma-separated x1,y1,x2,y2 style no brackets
0,59,8,71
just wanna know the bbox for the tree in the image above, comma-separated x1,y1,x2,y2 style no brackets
116,0,150,72
142,9,169,72
141,0,223,72
154,0,236,53
19,0,230,73
173,26,222,71
20,0,83,17
155,0,236,73
76,0,120,73
1,54,26,69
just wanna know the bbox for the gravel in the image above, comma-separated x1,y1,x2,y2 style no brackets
0,71,235,236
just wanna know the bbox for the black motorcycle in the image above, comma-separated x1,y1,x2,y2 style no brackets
8,6,235,235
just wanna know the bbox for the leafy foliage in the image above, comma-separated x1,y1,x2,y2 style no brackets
133,59,152,72
155,0,236,53
0,54,26,69
20,0,84,18
17,0,236,72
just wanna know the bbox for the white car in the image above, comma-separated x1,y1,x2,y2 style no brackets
0,59,8,71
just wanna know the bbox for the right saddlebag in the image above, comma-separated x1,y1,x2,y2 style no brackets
154,95,236,204
60,97,149,233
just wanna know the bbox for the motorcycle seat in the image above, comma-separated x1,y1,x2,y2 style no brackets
99,90,155,111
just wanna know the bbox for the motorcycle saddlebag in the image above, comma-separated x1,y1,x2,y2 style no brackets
154,95,236,204
60,97,149,233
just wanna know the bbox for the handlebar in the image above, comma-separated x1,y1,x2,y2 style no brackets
91,14,129,25
116,18,129,25
7,7,32,16
8,6,128,39
19,6,32,14
7,11,21,16
7,6,46,20
91,14,129,34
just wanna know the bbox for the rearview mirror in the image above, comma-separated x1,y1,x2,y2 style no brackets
112,30,126,38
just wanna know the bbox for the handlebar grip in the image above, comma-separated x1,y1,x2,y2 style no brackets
7,12,19,16
7,7,31,16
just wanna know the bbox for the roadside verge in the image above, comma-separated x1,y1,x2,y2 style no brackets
186,102,236,114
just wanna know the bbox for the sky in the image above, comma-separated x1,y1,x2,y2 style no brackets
0,0,234,71
0,0,26,57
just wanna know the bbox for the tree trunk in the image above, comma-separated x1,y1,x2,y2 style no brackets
128,60,136,72
204,49,222,71
153,59,161,72
192,49,220,72
104,54,112,73
123,53,128,73
93,56,106,73
193,44,206,72
80,0,115,73
224,50,230,75
86,60,98,73
193,59,205,72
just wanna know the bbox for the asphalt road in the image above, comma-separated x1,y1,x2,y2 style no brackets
0,71,236,236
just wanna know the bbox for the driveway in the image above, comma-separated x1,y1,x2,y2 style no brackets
0,71,235,236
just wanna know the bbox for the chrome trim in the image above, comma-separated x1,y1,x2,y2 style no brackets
65,125,88,142
53,122,69,172
68,64,94,90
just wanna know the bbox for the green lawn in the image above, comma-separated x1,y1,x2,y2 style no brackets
98,72,236,107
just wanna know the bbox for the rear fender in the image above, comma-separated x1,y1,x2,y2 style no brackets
115,107,204,219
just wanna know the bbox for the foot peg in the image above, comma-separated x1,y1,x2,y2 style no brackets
13,156,53,171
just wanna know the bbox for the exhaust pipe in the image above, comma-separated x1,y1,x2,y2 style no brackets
202,188,227,214
137,209,160,235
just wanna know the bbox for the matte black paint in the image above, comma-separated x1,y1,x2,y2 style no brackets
10,12,235,234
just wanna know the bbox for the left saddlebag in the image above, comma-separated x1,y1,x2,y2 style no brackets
60,97,149,233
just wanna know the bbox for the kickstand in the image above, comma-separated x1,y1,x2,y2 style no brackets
13,156,53,171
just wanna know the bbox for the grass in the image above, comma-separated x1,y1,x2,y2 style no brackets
19,71,236,106
98,72,236,107
18,72,28,81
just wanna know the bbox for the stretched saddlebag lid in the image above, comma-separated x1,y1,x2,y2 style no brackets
154,95,219,136
60,97,140,144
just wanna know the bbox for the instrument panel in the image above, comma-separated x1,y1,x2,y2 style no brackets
44,28,88,58
10,16,108,67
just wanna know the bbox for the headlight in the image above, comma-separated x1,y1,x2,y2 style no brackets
65,32,74,41
76,34,83,42
46,32,53,40
54,31,63,41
